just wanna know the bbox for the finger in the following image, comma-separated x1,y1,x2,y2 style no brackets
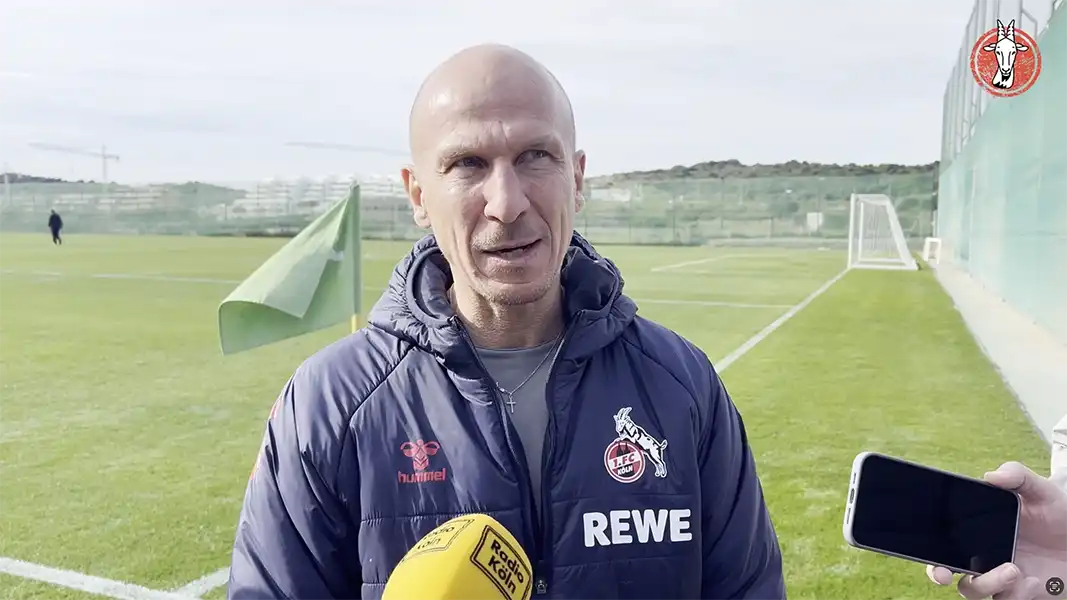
992,576,1044,600
984,462,1061,502
927,565,954,585
958,563,1020,600
959,575,984,600
1021,576,1045,600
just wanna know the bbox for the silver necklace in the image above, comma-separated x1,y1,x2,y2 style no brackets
446,287,565,413
497,333,564,414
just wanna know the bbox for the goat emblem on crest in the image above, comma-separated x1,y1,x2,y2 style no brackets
603,407,668,483
970,18,1041,97
982,19,1029,89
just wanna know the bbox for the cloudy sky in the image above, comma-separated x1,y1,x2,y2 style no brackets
0,0,1043,184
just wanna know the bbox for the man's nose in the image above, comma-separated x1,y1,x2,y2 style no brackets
482,162,530,224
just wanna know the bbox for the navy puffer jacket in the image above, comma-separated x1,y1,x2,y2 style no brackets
227,233,786,599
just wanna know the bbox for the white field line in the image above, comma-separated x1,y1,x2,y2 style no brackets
650,253,778,273
716,268,849,373
0,269,242,285
95,273,242,284
171,567,229,597
650,255,735,272
0,269,783,309
683,268,802,275
637,298,791,309
0,557,198,600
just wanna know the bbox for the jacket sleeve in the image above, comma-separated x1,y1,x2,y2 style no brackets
698,366,786,599
227,373,362,599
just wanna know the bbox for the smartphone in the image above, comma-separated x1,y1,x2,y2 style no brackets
842,451,1020,576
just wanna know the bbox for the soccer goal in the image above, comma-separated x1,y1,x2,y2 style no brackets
846,194,918,271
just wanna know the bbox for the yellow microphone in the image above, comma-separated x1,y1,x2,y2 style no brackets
382,513,533,600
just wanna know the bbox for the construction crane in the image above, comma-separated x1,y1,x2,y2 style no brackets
27,142,120,184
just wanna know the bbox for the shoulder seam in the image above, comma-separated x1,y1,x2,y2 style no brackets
620,335,700,406
331,339,416,485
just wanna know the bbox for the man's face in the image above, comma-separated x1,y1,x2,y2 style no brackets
403,66,585,307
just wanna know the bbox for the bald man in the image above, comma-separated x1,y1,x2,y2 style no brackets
227,44,785,599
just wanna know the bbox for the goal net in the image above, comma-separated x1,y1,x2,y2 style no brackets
847,194,918,270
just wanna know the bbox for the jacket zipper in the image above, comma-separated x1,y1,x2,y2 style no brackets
455,322,540,569
456,316,581,597
535,315,580,596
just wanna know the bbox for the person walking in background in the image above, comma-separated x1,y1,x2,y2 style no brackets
47,209,63,245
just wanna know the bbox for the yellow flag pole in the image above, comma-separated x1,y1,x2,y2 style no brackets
344,183,363,335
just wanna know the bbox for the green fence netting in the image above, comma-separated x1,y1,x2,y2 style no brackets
937,2,1066,343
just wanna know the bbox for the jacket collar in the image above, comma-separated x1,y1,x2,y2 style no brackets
368,231,637,374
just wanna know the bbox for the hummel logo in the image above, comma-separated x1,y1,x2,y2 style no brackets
398,439,447,484
401,439,439,471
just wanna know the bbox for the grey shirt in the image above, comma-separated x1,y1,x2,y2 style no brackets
475,338,560,519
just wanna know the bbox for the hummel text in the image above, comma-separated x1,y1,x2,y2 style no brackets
398,468,447,484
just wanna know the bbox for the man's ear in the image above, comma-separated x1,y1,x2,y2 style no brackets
573,150,587,213
401,164,431,228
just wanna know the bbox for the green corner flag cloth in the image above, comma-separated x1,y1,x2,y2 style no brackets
217,184,362,355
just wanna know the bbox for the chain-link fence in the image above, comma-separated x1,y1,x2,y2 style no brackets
940,0,1062,169
1,172,936,248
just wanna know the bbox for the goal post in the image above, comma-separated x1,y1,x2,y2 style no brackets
847,193,919,271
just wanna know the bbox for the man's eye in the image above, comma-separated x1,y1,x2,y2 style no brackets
454,157,484,169
522,149,552,162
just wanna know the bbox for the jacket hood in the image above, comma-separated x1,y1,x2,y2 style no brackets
367,231,637,373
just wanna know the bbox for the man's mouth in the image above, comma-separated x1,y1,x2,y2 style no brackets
483,239,541,259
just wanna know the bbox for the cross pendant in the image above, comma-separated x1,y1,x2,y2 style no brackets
500,389,517,414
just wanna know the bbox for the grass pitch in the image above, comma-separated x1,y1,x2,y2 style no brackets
0,232,1050,600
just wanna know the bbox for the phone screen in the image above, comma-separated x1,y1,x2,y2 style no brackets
850,453,1019,574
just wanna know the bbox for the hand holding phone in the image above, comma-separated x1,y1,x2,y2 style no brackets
843,452,1021,576
926,461,1067,599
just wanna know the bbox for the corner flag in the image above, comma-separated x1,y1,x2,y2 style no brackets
217,184,362,355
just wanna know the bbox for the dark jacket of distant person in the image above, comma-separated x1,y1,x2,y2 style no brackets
226,232,786,600
48,211,62,231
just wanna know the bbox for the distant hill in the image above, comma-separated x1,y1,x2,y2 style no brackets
1,172,95,184
587,159,939,185
1,173,244,197
575,159,940,245
1,170,242,188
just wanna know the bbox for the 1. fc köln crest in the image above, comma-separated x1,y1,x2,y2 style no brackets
603,407,669,483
